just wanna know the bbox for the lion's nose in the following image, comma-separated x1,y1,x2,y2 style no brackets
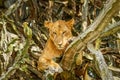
58,41,62,47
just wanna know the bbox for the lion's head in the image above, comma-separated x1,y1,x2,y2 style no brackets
44,19,74,50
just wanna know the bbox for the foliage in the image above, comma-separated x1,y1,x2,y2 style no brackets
0,0,120,80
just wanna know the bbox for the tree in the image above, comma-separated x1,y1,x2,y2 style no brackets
0,0,120,80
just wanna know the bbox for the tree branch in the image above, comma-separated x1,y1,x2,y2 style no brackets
87,44,113,80
60,0,120,70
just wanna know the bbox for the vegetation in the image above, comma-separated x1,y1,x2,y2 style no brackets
0,0,120,80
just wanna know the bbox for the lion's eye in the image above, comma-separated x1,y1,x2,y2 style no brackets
53,32,57,35
62,31,66,34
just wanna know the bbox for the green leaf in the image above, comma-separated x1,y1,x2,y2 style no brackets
23,22,32,39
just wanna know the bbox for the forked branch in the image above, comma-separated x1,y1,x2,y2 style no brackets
61,0,120,70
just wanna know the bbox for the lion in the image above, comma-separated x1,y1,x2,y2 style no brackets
37,19,74,75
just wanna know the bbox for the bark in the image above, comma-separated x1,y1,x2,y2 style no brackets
87,44,113,80
61,0,120,71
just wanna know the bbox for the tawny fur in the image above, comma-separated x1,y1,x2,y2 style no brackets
37,19,74,72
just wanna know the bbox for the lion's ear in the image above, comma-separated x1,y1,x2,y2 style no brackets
44,21,53,29
66,18,74,30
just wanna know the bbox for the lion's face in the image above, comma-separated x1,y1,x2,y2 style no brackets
44,19,74,50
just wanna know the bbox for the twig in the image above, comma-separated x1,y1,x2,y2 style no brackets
0,22,32,80
100,21,120,37
108,66,120,72
95,21,120,49
82,0,88,31
5,0,22,16
0,63,18,80
27,66,44,79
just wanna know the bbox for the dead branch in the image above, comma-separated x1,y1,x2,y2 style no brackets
61,0,120,70
108,66,120,72
87,43,113,80
5,0,24,16
0,22,32,80
100,21,120,37
82,0,88,31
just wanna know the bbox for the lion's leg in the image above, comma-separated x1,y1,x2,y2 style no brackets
38,56,63,75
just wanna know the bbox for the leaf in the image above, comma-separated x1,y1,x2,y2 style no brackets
23,22,32,39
